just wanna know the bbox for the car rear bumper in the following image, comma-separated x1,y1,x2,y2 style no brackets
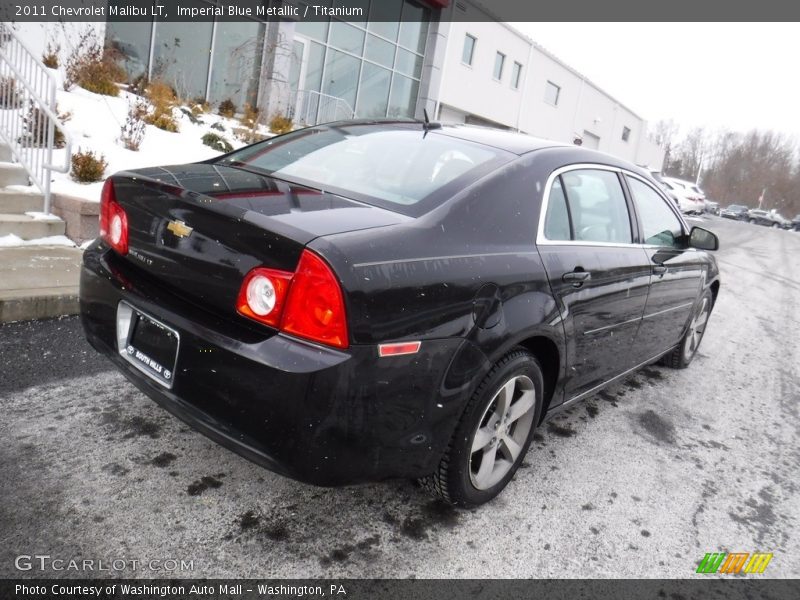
79,244,469,486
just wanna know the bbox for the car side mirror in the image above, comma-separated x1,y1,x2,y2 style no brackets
689,226,719,251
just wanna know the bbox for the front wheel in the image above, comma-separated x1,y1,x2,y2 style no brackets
419,349,543,506
661,290,713,369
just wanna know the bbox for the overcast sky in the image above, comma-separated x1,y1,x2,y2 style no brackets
514,23,800,139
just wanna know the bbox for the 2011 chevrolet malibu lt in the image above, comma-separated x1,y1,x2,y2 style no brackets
80,120,720,506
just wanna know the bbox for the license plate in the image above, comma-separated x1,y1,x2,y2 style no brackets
116,302,179,389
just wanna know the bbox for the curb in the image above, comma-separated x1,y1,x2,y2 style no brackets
0,291,80,323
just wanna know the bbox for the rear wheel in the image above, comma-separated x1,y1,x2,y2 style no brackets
772,222,780,228
749,218,757,224
419,350,543,506
661,290,713,369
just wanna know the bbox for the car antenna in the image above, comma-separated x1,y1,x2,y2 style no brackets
422,109,442,136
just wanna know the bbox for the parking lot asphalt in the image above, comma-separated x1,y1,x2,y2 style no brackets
1,217,798,579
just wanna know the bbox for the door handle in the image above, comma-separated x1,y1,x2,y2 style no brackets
562,269,591,286
653,265,668,276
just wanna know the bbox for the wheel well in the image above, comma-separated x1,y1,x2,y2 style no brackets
710,279,720,306
517,336,560,416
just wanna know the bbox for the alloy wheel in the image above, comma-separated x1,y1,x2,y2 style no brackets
469,375,536,490
683,297,710,362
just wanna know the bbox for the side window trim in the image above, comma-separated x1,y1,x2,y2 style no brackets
557,175,576,240
618,171,644,244
537,163,638,248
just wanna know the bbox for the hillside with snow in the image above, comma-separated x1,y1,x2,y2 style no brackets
43,81,258,201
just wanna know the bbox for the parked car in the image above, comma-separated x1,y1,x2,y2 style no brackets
792,215,800,231
720,204,749,220
648,170,681,209
80,121,720,506
665,177,706,202
703,200,720,215
748,209,791,229
661,178,704,215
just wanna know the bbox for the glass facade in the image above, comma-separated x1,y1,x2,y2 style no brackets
152,19,213,99
294,0,430,119
105,19,152,81
208,21,266,107
103,0,430,120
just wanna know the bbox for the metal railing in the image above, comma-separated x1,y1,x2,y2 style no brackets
290,89,354,127
0,25,71,214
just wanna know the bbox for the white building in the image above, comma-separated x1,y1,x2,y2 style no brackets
421,2,664,166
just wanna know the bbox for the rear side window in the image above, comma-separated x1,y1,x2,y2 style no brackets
543,169,632,244
626,176,684,247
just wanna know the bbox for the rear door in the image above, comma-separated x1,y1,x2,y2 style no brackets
536,166,652,400
623,174,704,358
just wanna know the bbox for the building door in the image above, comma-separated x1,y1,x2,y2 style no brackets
582,130,601,149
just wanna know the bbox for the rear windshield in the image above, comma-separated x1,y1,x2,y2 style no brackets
218,123,512,215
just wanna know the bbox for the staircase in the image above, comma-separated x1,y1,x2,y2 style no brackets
0,27,80,323
0,150,67,240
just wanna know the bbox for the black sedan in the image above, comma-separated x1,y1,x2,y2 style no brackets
80,121,720,506
748,209,791,229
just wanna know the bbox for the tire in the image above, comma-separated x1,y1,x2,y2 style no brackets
772,223,780,228
660,290,713,369
419,349,544,507
749,219,756,224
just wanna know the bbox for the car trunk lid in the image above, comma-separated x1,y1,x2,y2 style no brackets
109,163,409,318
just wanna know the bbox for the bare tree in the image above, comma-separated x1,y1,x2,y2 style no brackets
650,119,679,172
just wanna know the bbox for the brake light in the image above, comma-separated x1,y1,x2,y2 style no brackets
99,179,128,255
282,250,349,349
236,250,349,349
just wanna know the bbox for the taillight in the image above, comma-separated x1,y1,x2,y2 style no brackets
235,267,293,328
99,178,128,255
281,251,348,349
236,250,349,349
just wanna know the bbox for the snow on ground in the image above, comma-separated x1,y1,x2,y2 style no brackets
0,234,76,248
11,73,269,202
48,85,252,201
24,212,63,221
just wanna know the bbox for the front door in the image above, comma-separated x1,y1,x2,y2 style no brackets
624,175,705,358
538,167,652,399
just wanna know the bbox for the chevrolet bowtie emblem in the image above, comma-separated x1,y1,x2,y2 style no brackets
167,220,193,238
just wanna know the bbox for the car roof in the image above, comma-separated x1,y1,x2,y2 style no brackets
323,119,567,155
319,119,652,177
433,124,569,155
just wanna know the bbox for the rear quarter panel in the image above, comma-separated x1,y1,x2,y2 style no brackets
311,153,570,411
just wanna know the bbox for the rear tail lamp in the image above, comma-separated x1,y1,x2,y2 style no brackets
99,178,129,255
236,250,349,349
236,268,293,328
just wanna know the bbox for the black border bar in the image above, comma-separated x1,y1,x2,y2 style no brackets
2,0,800,22
2,579,800,600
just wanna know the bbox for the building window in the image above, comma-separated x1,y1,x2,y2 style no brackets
493,52,505,80
293,0,430,121
511,61,522,89
621,126,632,142
462,34,476,65
544,81,560,106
